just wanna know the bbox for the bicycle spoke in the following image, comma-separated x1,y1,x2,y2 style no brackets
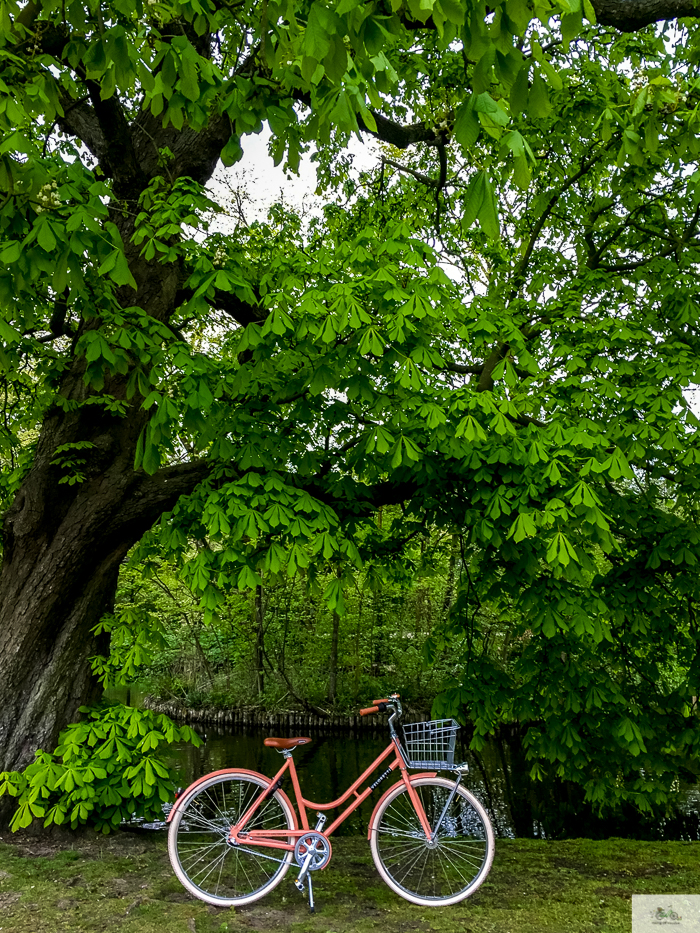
436,841,474,888
395,842,430,886
170,775,294,906
190,844,229,885
214,846,227,897
181,839,225,871
373,780,494,904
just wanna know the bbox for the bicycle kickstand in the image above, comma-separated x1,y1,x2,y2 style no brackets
307,873,315,913
294,850,316,913
294,812,325,913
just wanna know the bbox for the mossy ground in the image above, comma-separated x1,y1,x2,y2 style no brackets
0,830,697,933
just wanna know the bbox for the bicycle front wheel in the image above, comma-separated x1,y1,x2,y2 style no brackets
369,776,494,907
168,771,296,907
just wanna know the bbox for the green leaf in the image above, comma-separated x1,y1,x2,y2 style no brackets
142,440,161,475
0,241,21,263
529,72,552,118
510,64,529,115
478,175,500,239
305,3,335,61
37,221,57,253
454,98,480,148
462,171,486,229
546,532,579,567
582,0,596,21
179,53,200,102
221,136,243,166
111,252,138,289
509,512,537,543
98,250,119,276
474,92,509,126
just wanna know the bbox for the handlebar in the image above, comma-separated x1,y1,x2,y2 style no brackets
359,693,402,718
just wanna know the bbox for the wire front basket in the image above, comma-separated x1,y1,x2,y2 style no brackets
401,718,460,769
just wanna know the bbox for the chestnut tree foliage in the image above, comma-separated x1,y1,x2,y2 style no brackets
2,0,700,828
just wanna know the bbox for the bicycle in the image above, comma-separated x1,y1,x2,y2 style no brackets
166,693,495,909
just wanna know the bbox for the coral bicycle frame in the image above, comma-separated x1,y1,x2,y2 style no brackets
167,733,438,858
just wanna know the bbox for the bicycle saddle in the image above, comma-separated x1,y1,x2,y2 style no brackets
264,736,312,749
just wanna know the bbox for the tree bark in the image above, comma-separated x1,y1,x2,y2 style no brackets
0,382,209,791
591,0,700,30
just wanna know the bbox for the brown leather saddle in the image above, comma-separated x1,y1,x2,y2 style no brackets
263,736,312,750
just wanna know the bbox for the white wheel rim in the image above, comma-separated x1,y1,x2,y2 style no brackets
370,777,494,907
168,773,294,907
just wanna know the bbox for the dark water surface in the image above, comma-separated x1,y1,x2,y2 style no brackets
106,689,700,839
159,723,700,840
165,726,403,836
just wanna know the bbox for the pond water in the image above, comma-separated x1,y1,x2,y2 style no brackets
107,687,700,839
158,722,700,840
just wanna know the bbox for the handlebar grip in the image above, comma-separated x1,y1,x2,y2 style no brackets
360,706,378,716
373,698,390,705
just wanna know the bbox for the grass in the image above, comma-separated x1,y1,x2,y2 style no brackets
0,830,697,933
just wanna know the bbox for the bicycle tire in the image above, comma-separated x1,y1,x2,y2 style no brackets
168,771,295,907
369,776,495,907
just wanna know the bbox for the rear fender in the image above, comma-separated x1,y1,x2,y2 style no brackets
166,767,298,828
366,771,437,840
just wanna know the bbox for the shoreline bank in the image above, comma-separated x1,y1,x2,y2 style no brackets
141,697,430,730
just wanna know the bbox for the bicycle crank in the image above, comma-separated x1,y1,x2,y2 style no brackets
293,831,332,912
294,831,332,872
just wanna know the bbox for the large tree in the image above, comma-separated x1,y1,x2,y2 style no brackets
2,0,700,821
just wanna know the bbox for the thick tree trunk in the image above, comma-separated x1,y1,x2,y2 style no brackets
0,546,117,774
0,390,208,800
0,114,217,808
0,37,239,829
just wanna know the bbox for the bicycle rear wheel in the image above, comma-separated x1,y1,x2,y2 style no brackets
369,776,494,906
168,771,295,907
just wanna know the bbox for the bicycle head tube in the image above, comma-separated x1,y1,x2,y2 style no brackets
386,693,403,735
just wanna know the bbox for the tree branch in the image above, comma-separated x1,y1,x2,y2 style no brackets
366,111,445,149
591,0,700,30
121,459,214,532
382,157,440,188
56,97,108,165
84,83,147,198
175,284,266,328
442,361,484,375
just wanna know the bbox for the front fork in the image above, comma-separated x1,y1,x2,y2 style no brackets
430,772,463,841
400,770,463,844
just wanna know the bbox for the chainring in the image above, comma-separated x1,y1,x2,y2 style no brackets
294,832,332,871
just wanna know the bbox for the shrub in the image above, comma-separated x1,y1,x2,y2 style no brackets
0,703,201,833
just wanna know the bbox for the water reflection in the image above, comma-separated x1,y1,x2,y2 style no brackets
165,727,416,836
105,687,700,839
161,725,700,840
